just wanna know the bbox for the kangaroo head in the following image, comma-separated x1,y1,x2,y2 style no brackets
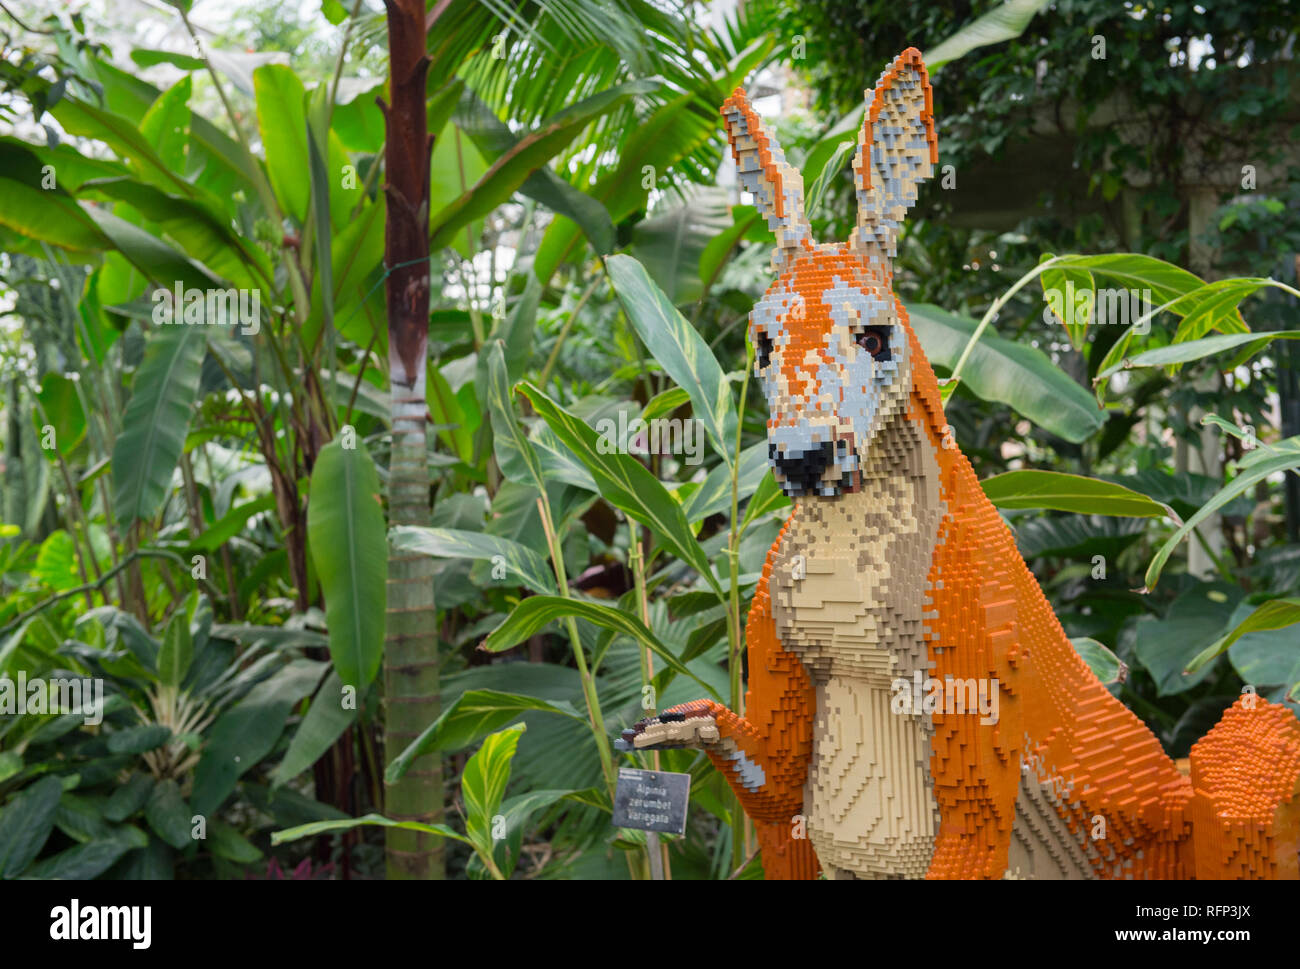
723,48,937,498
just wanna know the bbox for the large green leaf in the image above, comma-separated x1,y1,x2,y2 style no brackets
0,775,63,878
430,124,488,259
905,302,1104,443
519,381,722,594
803,140,855,218
307,117,334,337
682,440,768,523
486,343,546,491
208,818,262,863
270,670,357,787
740,469,791,530
107,724,172,755
1070,637,1124,686
605,254,737,463
981,470,1172,518
698,204,763,296
1135,583,1241,696
925,0,1055,69
272,812,470,847
1167,277,1269,342
802,109,865,193
56,794,121,845
483,595,719,698
34,531,79,591
1039,258,1094,349
307,438,387,689
534,89,716,283
82,176,273,292
130,48,206,71
472,272,542,447
453,86,627,256
144,779,192,849
461,723,526,858
90,59,259,205
157,609,194,689
1050,253,1209,309
0,140,110,252
111,324,206,525
1145,439,1300,590
208,624,328,651
204,816,260,863
333,79,386,152
0,619,37,679
1186,598,1300,675
1069,252,1232,387
430,82,651,251
86,206,225,293
0,752,21,786
185,493,276,554
1099,330,1300,381
1227,606,1300,692
1100,467,1254,520
390,525,556,596
51,94,203,201
254,64,311,222
0,136,129,191
103,773,154,822
628,189,731,305
494,787,587,877
0,176,107,251
22,832,144,880
191,659,328,816
385,689,583,782
1013,514,1146,561
138,74,191,174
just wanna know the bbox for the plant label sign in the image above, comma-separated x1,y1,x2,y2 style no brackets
612,767,689,835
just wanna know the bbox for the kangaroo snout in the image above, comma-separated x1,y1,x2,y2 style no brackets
771,439,835,495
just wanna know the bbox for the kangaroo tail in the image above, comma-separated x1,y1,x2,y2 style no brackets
1189,695,1300,879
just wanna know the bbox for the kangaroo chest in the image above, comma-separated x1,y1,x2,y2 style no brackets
766,445,944,876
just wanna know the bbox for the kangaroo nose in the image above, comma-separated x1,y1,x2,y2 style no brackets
770,439,835,495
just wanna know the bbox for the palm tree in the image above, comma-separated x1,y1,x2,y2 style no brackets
381,0,443,881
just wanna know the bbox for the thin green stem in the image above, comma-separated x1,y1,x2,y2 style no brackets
349,137,386,222
627,518,672,880
1190,522,1235,583
538,275,603,387
0,549,221,639
328,0,366,111
946,257,1061,388
535,496,617,795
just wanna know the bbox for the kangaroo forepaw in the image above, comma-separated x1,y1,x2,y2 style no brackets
615,709,720,752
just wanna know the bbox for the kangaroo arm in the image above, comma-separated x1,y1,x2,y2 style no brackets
661,538,820,880
663,559,815,824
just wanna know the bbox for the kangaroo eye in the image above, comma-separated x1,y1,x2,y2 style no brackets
756,331,775,369
856,326,891,361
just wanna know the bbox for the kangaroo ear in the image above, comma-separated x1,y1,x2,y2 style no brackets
851,48,938,263
721,87,812,265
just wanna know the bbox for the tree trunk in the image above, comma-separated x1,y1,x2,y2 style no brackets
380,0,443,880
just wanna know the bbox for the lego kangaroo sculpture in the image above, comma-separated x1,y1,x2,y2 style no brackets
622,49,1300,879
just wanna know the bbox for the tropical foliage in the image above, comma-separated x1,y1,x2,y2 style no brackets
1,0,1297,879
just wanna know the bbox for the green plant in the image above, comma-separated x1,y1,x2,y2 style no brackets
275,722,583,879
0,593,341,878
